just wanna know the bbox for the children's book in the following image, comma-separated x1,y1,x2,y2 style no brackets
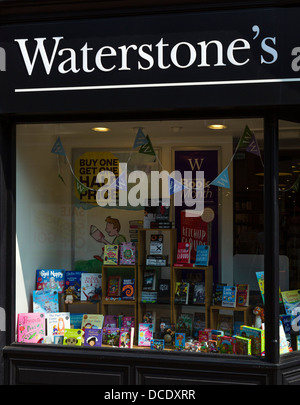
70,313,84,329
149,234,164,255
256,271,265,304
236,284,249,306
46,312,70,341
119,242,136,265
150,339,165,350
175,332,186,350
174,281,189,304
213,283,226,305
217,336,237,354
33,289,59,313
36,269,65,293
64,271,82,301
80,273,102,301
240,325,265,356
104,314,118,328
234,335,251,355
102,328,120,346
138,323,154,346
103,244,119,265
176,242,191,264
279,320,290,354
17,313,45,343
119,327,134,348
176,313,193,337
122,316,135,329
84,328,103,347
157,279,170,304
63,329,83,346
222,286,237,308
281,290,300,315
142,311,156,331
107,275,121,297
193,282,205,304
122,279,135,300
81,314,104,331
194,245,210,266
143,268,156,290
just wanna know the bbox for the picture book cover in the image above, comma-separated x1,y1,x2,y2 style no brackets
119,327,134,348
80,273,102,301
213,283,226,305
81,314,104,331
102,328,120,346
33,289,59,313
240,325,265,356
234,335,251,355
256,271,265,304
281,289,300,315
63,329,83,346
150,339,165,350
194,245,210,266
121,278,135,300
138,323,154,346
104,314,118,328
46,312,70,340
17,313,45,343
236,284,249,306
70,313,84,329
176,313,193,337
175,332,186,350
217,336,237,354
149,234,164,255
107,275,121,297
64,271,82,301
222,286,237,308
176,242,191,264
174,281,189,304
119,242,136,265
121,316,135,329
193,282,205,304
36,269,65,293
279,320,290,354
84,328,103,347
142,311,156,330
103,244,119,265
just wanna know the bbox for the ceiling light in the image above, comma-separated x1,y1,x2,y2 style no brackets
207,124,227,130
92,127,111,132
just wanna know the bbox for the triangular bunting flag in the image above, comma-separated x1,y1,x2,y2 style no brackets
210,167,230,189
133,127,148,148
292,175,300,192
109,170,127,191
51,136,65,156
246,134,261,157
168,176,187,195
75,178,89,194
139,135,156,156
237,125,253,149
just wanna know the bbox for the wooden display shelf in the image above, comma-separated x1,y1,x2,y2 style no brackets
210,305,252,329
63,300,101,313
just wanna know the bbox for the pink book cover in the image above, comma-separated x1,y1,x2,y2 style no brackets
17,313,45,343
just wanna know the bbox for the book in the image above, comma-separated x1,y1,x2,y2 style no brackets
142,311,156,330
121,278,135,300
90,225,105,242
217,335,237,354
240,325,265,356
119,242,136,265
174,281,189,304
104,244,119,265
236,284,249,306
176,313,193,337
107,275,121,297
36,269,65,293
119,327,134,348
143,268,156,290
213,283,226,305
279,320,290,354
158,318,175,346
150,339,165,350
193,282,205,304
222,286,237,308
281,290,300,315
149,234,164,255
141,291,157,303
84,328,103,347
104,314,118,328
138,323,154,346
47,312,70,341
176,242,191,264
146,255,168,266
17,313,45,343
33,289,59,313
194,245,210,266
80,273,102,301
157,279,170,304
256,271,265,304
70,313,84,329
121,316,135,329
175,332,186,350
102,328,120,346
81,314,104,331
64,271,82,301
63,329,83,346
234,335,252,355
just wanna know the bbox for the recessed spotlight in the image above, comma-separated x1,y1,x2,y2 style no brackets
92,127,111,132
207,124,227,130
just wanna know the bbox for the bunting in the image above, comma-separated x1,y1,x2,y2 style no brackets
51,136,65,156
210,167,230,189
133,127,148,148
237,125,253,150
139,135,156,156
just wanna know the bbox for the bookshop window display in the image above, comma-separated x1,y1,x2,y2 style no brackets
16,118,270,356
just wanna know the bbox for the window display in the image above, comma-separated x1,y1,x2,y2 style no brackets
16,118,286,357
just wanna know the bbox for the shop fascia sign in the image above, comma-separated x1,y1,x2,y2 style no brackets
10,24,300,93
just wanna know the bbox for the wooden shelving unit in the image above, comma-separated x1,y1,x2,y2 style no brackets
210,305,252,330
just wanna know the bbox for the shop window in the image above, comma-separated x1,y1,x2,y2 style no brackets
279,120,300,355
15,118,266,356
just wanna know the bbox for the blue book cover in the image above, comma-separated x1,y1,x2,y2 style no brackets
33,289,59,313
194,245,210,266
36,269,65,293
70,313,84,329
222,286,237,308
65,271,82,301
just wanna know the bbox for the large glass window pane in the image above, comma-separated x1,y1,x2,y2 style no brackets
16,118,264,356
